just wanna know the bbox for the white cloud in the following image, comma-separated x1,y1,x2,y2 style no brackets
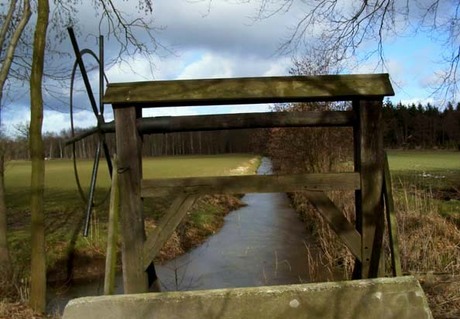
178,53,235,79
1,107,99,137
3,0,457,136
143,107,200,118
105,55,160,83
154,0,303,56
398,97,436,106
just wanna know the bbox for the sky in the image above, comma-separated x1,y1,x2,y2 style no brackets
1,0,457,136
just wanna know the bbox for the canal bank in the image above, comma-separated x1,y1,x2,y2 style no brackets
156,157,311,290
48,157,312,312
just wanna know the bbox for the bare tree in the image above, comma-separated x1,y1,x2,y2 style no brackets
205,0,460,99
0,0,31,110
1,0,160,312
0,0,31,279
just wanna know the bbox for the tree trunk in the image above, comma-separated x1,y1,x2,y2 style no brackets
29,0,49,313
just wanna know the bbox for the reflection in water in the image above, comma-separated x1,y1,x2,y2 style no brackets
48,157,311,312
156,157,311,291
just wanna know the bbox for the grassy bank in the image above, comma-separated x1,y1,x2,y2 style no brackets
2,154,261,310
5,154,261,211
293,150,460,318
386,150,460,318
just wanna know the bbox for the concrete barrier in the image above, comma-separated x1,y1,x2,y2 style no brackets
63,276,432,319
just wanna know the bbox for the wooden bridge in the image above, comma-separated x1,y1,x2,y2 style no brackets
101,73,398,293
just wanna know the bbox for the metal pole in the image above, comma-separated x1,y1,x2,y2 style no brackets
83,142,102,237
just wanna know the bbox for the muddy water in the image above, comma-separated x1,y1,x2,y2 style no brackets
157,158,310,290
48,158,311,312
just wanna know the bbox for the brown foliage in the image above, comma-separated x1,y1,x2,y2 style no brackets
267,103,353,174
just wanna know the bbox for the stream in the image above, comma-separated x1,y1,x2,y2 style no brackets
48,157,311,312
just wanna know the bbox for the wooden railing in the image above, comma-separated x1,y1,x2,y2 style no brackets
105,73,395,293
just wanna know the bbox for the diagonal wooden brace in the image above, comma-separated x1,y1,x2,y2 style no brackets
304,190,362,261
143,194,198,270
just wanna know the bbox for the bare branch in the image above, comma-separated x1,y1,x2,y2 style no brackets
0,0,31,108
0,0,18,58
241,0,459,99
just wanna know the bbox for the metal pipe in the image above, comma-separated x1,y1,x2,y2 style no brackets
83,142,102,237
67,27,99,118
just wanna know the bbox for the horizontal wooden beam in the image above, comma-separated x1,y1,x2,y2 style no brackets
65,111,354,144
141,173,361,198
137,111,354,133
103,74,394,107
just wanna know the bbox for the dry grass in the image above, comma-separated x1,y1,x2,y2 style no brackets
395,184,460,318
295,183,460,318
0,300,59,319
418,274,460,319
293,191,356,281
396,185,460,275
0,301,36,319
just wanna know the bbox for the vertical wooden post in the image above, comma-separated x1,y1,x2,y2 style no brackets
114,105,147,293
352,102,362,279
104,156,119,295
353,99,384,278
383,152,402,276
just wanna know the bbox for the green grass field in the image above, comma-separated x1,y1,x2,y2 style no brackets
2,151,459,314
5,154,260,212
4,154,261,275
5,150,458,212
386,150,460,188
386,150,460,216
387,150,460,171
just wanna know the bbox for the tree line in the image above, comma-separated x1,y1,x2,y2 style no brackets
3,126,257,160
3,101,460,161
382,100,460,150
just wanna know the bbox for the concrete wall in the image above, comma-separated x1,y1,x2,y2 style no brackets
63,276,432,319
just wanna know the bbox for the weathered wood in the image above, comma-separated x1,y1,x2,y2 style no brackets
304,191,362,261
354,99,384,278
137,111,354,133
141,173,361,198
383,152,402,276
143,195,198,270
103,74,395,107
107,73,396,293
351,100,362,279
65,111,354,145
115,106,147,293
369,193,385,278
104,156,119,295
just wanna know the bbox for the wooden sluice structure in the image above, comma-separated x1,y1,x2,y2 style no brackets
100,73,400,293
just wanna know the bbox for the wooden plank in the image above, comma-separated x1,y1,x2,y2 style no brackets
65,111,354,145
143,195,198,270
115,106,147,293
137,111,355,133
304,191,362,261
104,156,119,295
351,100,362,279
369,193,385,278
383,152,402,276
103,74,395,107
354,99,384,278
141,173,361,198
